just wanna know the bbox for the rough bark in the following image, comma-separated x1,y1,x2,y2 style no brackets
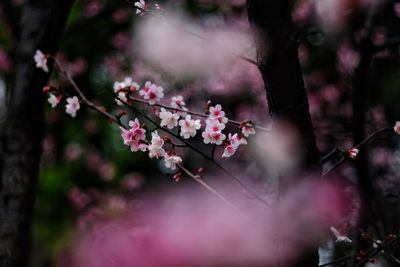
0,1,73,266
246,0,320,266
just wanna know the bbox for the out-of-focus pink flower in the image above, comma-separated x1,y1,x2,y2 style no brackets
64,142,82,161
292,0,311,25
70,58,87,77
63,179,349,267
85,0,101,17
394,3,400,18
337,43,360,73
67,187,91,210
65,96,80,118
111,32,130,50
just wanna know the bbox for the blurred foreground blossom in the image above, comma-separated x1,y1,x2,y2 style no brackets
62,179,349,267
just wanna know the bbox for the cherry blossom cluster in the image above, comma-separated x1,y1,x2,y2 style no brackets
44,87,81,118
120,121,182,170
34,47,258,172
110,77,257,161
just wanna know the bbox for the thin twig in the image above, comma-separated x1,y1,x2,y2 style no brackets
322,127,391,176
126,96,269,132
112,89,271,207
53,59,258,220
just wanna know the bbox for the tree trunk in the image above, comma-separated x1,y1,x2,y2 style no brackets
0,1,73,266
246,0,320,266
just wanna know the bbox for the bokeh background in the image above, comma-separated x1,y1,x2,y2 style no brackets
1,0,400,266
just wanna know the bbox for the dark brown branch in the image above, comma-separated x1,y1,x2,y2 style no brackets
0,0,73,266
246,1,320,266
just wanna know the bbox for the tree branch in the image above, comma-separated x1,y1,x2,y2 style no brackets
0,0,73,266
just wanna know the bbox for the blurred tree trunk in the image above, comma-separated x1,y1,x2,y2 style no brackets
0,1,73,266
246,0,320,266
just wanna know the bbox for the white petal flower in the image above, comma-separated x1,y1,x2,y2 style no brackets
179,115,201,139
159,108,179,129
65,96,80,118
209,104,228,124
148,131,165,159
34,50,49,73
241,124,256,137
164,152,182,170
47,93,59,108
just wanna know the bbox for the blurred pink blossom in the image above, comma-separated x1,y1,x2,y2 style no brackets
62,179,349,267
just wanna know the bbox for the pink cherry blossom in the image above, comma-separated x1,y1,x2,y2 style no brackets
202,130,226,145
129,119,146,141
113,77,139,93
148,131,165,159
65,96,81,118
120,127,134,145
241,124,256,137
159,108,179,129
230,133,248,147
222,133,247,158
164,151,182,170
171,95,186,109
202,118,226,145
222,144,236,158
139,81,164,105
179,115,201,139
209,104,228,124
120,118,148,152
129,139,148,152
48,93,59,108
34,49,49,72
171,95,188,115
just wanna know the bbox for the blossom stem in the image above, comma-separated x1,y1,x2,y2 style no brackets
112,89,271,207
322,127,391,176
127,95,269,132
